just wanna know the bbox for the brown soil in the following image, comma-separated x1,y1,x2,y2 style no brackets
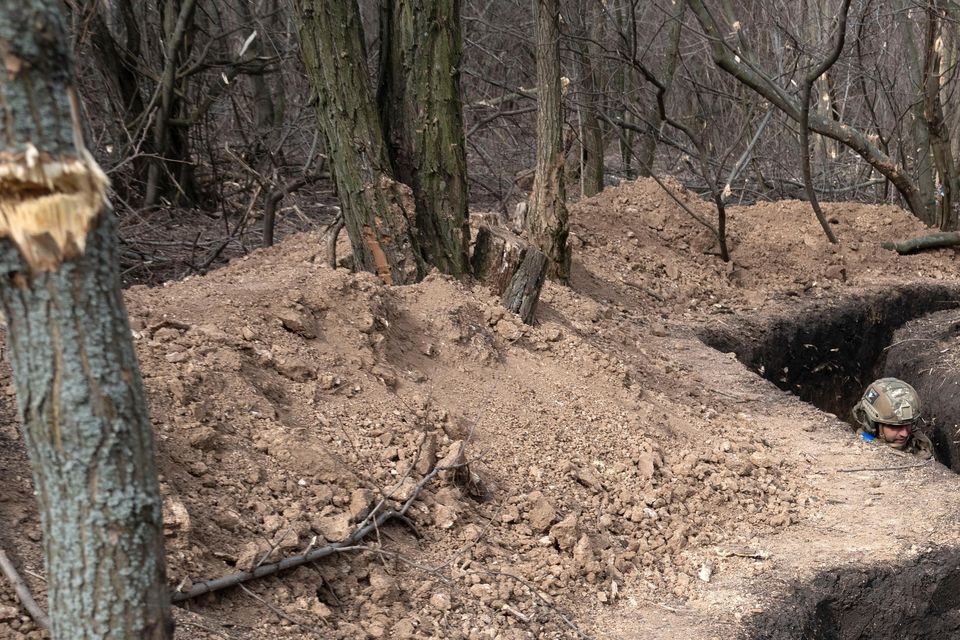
5,178,960,639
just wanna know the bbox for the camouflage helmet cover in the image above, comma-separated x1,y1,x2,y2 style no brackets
858,378,921,428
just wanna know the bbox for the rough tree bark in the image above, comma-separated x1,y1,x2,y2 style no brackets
528,0,570,283
472,225,548,324
0,1,172,638
378,0,470,277
292,0,424,284
922,0,959,230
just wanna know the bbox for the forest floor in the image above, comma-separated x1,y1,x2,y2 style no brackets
4,178,960,639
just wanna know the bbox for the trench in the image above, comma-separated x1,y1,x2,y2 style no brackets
742,548,960,639
700,283,960,436
699,283,960,639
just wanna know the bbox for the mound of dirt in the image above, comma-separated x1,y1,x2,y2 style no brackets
3,177,960,639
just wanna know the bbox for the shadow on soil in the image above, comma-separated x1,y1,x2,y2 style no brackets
700,285,960,638
742,548,960,639
699,283,960,431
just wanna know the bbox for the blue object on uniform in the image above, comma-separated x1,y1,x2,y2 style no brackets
860,432,876,441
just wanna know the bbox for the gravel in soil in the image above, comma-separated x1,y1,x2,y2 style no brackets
3,178,960,639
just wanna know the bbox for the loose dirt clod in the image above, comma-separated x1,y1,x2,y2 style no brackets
4,178,960,639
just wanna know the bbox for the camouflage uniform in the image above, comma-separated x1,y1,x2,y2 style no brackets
851,378,934,459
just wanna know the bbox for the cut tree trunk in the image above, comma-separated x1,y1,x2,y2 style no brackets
292,0,424,284
472,225,548,324
0,2,172,638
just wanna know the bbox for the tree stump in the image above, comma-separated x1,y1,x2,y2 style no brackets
471,225,548,324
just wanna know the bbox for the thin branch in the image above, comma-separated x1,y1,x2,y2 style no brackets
0,549,49,630
171,460,461,602
837,461,931,473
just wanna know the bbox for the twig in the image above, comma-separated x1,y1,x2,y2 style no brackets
176,618,241,640
837,461,931,473
172,460,458,602
238,584,326,637
652,601,688,613
467,567,594,640
0,549,50,630
883,338,937,351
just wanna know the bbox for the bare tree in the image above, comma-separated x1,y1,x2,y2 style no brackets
0,0,172,637
528,0,571,281
292,0,424,284
798,0,852,244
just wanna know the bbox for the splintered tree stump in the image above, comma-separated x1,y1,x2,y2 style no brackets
472,225,548,324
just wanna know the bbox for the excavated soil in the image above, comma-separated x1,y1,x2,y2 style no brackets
4,178,960,639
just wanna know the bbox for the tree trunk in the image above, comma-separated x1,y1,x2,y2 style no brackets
626,0,685,178
528,0,570,282
378,0,470,277
923,1,959,230
238,0,279,171
472,225,548,324
292,0,424,284
894,0,938,224
87,0,152,196
798,0,851,245
0,2,172,638
145,0,199,208
571,0,604,198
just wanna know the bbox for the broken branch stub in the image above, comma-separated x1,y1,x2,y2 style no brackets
0,147,109,271
472,224,548,324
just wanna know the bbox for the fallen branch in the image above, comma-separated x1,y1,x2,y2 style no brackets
0,549,49,630
468,567,594,640
837,461,931,473
172,461,452,602
881,232,960,255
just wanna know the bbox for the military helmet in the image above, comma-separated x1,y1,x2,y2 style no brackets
858,378,920,427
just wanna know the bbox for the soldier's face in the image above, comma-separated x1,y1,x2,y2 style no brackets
880,423,911,445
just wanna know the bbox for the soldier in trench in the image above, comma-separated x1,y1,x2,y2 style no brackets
851,378,934,459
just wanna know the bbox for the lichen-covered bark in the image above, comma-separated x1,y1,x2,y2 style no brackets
528,0,570,283
378,0,470,276
0,2,172,638
292,0,424,284
923,2,959,231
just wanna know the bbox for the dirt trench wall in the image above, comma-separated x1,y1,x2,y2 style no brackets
744,548,960,640
699,284,960,421
881,309,960,470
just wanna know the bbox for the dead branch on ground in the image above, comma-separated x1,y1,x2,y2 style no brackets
0,548,50,630
880,231,960,254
